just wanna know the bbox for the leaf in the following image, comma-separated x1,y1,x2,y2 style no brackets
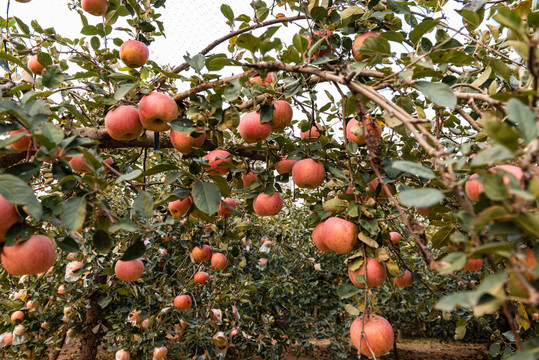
399,188,445,208
114,83,136,100
0,51,31,74
514,212,539,238
109,219,137,233
93,230,112,253
220,4,234,22
0,174,42,220
323,198,348,214
506,98,537,144
483,114,520,152
358,35,391,57
55,236,79,253
41,66,64,89
224,78,241,101
115,169,142,184
358,232,379,248
416,81,456,108
344,304,360,316
192,181,221,215
436,291,474,311
431,226,454,249
471,144,514,166
409,20,439,44
120,239,146,261
438,252,467,274
473,206,513,233
392,160,435,179
133,191,153,219
340,6,363,20
62,197,87,234
293,33,308,54
260,104,274,124
336,284,362,299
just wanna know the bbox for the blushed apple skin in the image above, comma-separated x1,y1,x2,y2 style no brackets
1,235,56,275
292,159,325,189
312,222,330,252
138,92,179,132
300,123,322,141
170,128,206,154
81,0,108,16
105,105,143,141
238,112,272,143
115,259,144,281
169,197,192,218
350,314,394,357
28,55,45,75
9,129,32,151
173,295,192,310
348,257,387,288
204,150,232,175
346,117,382,146
120,40,149,68
275,158,297,174
352,31,380,61
270,100,293,131
253,193,283,216
393,270,413,287
321,217,358,254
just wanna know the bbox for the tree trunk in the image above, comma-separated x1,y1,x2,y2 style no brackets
79,275,106,360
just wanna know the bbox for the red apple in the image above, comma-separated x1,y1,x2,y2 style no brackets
321,217,358,254
462,259,483,271
312,222,330,252
10,129,32,151
153,346,168,360
238,111,272,143
275,157,297,174
203,149,232,175
170,128,206,154
389,232,401,244
3,332,13,345
28,55,45,75
192,245,213,262
1,235,56,275
211,253,228,271
346,117,382,146
249,72,277,86
350,314,394,357
138,92,179,132
493,164,523,184
352,31,380,61
292,158,325,189
120,40,149,68
0,194,21,243
241,171,259,188
348,257,387,288
70,155,113,173
253,192,283,216
218,198,236,217
174,295,192,310
11,310,24,322
114,259,144,281
270,100,293,131
105,105,143,141
393,270,413,287
300,123,322,141
168,197,192,218
194,271,210,285
81,0,108,16
465,174,484,202
115,349,130,360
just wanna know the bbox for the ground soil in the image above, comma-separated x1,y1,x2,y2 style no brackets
56,337,489,360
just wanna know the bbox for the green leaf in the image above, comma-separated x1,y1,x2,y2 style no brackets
340,6,363,20
323,198,348,214
62,197,87,234
93,229,112,253
358,232,379,248
220,4,234,22
109,219,137,233
399,188,445,208
358,35,391,57
482,174,509,201
506,98,537,144
115,169,142,184
436,291,474,311
0,174,42,220
473,206,513,232
514,212,539,238
409,20,439,44
336,284,362,299
224,78,241,101
416,81,456,108
41,66,64,89
0,51,31,74
438,252,467,274
55,236,79,253
260,104,274,123
114,83,136,101
120,239,146,261
133,191,153,219
392,160,435,179
293,33,308,54
431,226,454,249
470,144,514,167
483,114,520,152
192,181,221,215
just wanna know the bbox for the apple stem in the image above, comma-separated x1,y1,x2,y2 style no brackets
154,132,160,151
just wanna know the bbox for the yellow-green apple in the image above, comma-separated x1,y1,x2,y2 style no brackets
0,194,21,242
173,295,192,311
238,111,272,143
28,55,45,75
203,149,232,175
300,123,322,141
218,198,236,217
168,197,192,218
241,171,259,188
348,257,386,288
192,245,213,262
346,117,382,146
10,129,32,151
321,217,358,254
194,271,210,285
211,253,229,271
115,349,130,360
275,157,297,174
115,259,144,281
1,235,56,275
350,314,394,357
270,100,293,130
292,158,325,189
119,40,149,68
253,192,283,216
389,232,400,244
462,259,483,271
352,31,380,61
170,128,206,154
249,72,277,86
81,0,108,16
105,105,143,141
393,270,413,287
312,222,330,252
138,92,178,132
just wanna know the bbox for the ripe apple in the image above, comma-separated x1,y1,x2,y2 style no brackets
253,192,283,216
194,271,210,285
307,30,334,59
210,309,223,323
105,105,143,141
11,310,24,322
211,253,229,271
352,31,380,61
292,158,325,189
238,111,272,143
192,245,213,262
494,164,523,183
218,198,236,217
275,157,297,174
10,129,32,151
300,123,322,141
270,100,293,130
168,197,192,218
465,174,484,202
389,232,401,244
462,259,483,271
138,92,179,132
321,217,358,254
393,270,413,287
203,149,232,175
350,314,394,357
119,40,149,68
249,72,277,86
13,324,25,336
174,295,192,311
70,155,114,173
3,332,13,345
170,128,206,154
153,346,168,360
241,171,259,188
81,0,108,16
0,194,21,243
346,117,382,146
115,349,130,360
115,259,144,281
28,55,45,75
348,257,387,288
312,222,330,252
1,235,56,275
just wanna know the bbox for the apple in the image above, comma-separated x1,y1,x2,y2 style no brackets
348,257,387,288
15,0,33,2
350,314,394,357
194,271,210,285
3,332,13,345
346,117,382,146
170,128,206,154
270,100,293,131
10,129,32,151
11,310,24,322
1,235,56,275
13,324,25,336
218,198,236,217
119,40,149,68
153,346,168,360
192,245,213,262
26,300,39,311
168,197,192,218
253,192,283,216
417,207,431,216
174,295,192,311
249,72,277,86
525,248,537,270
115,349,130,360
114,259,144,281
81,0,108,16
321,217,358,254
494,164,523,183
300,123,322,141
533,313,539,321
203,149,232,175
465,173,484,202
352,31,380,61
393,270,413,287
389,232,401,244
241,171,259,188
462,259,483,271
229,328,240,341
70,155,114,173
211,253,229,271
213,331,228,349
275,157,297,174
238,111,272,143
312,222,330,252
105,105,143,141
307,30,334,59
292,158,325,189
0,194,21,243
138,92,179,132
210,309,223,323
28,55,45,75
